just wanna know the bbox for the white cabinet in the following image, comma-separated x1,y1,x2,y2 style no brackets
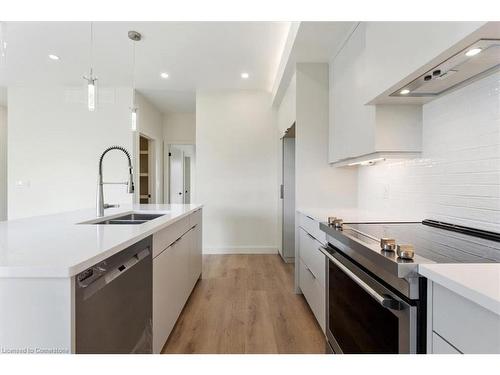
153,241,182,353
329,23,422,165
431,333,461,354
298,213,326,245
298,258,325,333
189,209,203,286
328,22,485,165
330,23,375,162
297,212,326,333
152,209,203,353
427,281,500,354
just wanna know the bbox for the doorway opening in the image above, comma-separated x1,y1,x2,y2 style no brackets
280,124,295,263
139,135,153,204
168,144,195,204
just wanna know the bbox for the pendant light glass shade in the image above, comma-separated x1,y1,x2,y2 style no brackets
0,22,7,66
131,107,137,131
84,22,97,112
85,71,97,112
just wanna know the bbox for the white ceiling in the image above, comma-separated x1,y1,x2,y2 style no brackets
0,22,290,113
272,21,356,106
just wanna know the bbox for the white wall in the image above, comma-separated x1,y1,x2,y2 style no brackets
0,106,7,220
358,72,500,231
196,90,278,253
163,113,196,144
295,63,357,211
277,74,296,136
135,91,164,203
8,86,134,219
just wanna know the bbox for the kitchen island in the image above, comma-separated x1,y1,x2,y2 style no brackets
0,204,202,354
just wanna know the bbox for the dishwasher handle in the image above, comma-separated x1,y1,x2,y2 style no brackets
77,248,150,292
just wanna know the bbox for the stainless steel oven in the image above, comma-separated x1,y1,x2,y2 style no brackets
318,217,499,354
321,244,419,354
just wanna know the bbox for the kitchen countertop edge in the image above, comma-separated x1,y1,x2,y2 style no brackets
418,263,500,316
0,204,203,279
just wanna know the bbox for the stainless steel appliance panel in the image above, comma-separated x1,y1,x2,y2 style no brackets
281,132,295,261
321,245,418,354
75,236,152,354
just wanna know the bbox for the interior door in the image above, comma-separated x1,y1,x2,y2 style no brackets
169,147,184,204
183,156,191,204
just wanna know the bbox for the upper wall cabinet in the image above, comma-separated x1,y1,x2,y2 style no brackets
328,21,487,165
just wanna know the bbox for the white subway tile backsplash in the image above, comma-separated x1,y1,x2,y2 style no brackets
358,72,500,232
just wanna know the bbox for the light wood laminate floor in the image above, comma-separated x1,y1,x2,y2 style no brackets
162,254,326,354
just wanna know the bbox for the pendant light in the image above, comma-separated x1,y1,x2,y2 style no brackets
84,22,97,112
0,22,7,66
128,30,141,131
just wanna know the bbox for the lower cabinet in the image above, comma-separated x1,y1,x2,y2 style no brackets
431,333,461,354
298,225,326,333
152,210,202,353
428,281,500,354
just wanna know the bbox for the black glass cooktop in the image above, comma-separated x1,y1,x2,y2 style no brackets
342,220,500,264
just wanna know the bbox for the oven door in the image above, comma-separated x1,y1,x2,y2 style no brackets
322,245,417,354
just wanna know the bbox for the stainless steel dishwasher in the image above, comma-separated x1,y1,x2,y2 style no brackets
75,236,152,354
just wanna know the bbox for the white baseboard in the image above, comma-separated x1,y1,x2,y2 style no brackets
203,246,278,255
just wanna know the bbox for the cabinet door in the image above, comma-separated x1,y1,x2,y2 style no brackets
298,228,325,286
298,259,326,333
153,244,182,353
432,333,461,354
188,209,202,285
183,226,200,292
191,224,202,283
329,23,375,163
176,229,192,302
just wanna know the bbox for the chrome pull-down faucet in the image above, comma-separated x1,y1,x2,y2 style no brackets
97,146,134,217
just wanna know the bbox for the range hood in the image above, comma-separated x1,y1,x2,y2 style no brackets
391,39,500,98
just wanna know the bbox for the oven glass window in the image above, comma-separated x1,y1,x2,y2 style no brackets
329,260,399,353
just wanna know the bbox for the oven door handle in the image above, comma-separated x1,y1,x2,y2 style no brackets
320,246,404,311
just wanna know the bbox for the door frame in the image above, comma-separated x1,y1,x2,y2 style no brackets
138,133,156,204
165,143,195,204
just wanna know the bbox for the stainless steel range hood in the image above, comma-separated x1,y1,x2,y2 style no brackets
391,39,500,98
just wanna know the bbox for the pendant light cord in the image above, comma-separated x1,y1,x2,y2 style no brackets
132,38,136,107
89,22,94,77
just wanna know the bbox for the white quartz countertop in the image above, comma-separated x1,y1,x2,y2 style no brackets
419,263,500,315
0,204,202,278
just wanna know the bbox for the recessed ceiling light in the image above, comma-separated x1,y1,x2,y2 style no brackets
241,72,249,79
465,47,482,57
400,89,410,95
160,72,169,79
48,54,60,61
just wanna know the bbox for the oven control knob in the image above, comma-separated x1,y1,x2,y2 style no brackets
332,219,343,230
397,244,415,260
380,238,396,252
328,216,337,225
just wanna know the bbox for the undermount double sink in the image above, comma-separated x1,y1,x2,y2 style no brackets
83,212,166,225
